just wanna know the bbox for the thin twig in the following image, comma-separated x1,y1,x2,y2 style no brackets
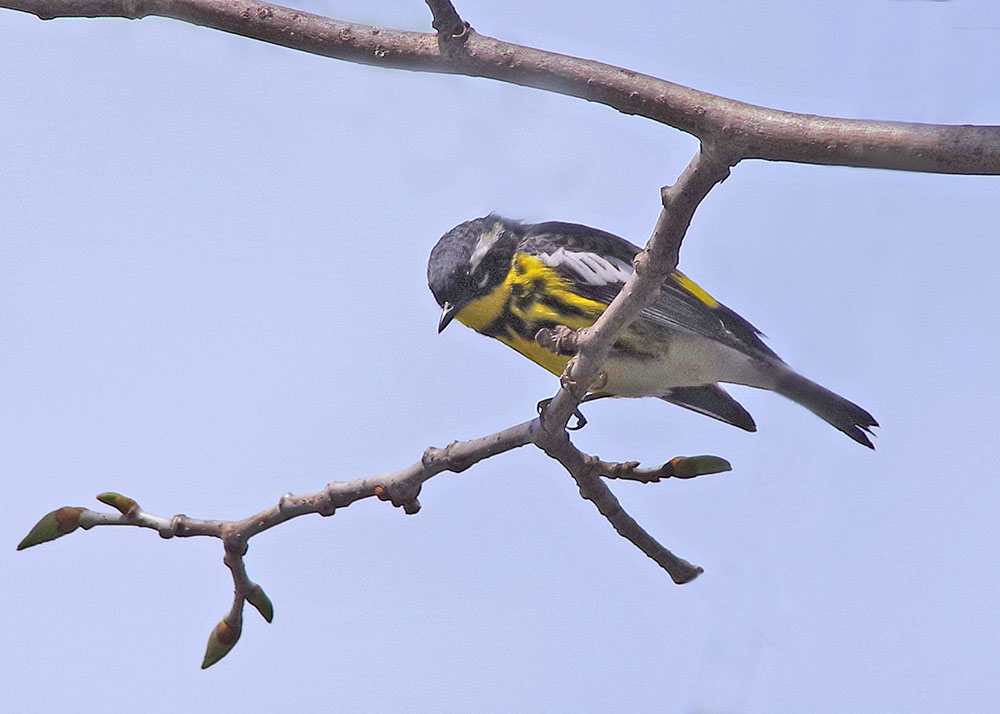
531,426,706,584
424,0,468,47
585,454,730,483
10,0,970,665
540,147,734,434
20,412,723,658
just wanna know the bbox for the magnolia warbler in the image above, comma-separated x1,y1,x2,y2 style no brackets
427,215,877,447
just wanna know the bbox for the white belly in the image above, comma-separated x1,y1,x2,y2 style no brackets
599,332,776,397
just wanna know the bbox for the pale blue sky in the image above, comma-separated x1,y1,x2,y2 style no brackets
3,2,998,712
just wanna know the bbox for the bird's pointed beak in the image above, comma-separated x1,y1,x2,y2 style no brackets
438,302,461,333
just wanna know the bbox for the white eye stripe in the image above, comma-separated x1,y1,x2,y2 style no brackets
540,247,633,285
469,224,504,272
477,272,491,288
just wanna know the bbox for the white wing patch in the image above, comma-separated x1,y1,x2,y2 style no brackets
539,247,633,285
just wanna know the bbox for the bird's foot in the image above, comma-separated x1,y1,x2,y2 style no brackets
536,398,588,431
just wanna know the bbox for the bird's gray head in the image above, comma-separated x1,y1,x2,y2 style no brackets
427,215,520,332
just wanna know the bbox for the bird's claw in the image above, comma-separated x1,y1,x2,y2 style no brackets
536,398,588,431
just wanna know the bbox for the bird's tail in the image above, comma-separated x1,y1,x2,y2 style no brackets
774,370,878,448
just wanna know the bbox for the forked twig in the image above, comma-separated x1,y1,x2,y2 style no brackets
10,0,978,666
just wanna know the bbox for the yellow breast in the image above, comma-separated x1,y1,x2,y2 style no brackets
454,252,607,376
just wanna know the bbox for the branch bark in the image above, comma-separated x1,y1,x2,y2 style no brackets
19,139,733,668
4,0,999,174
10,0,996,667
19,413,730,667
539,146,734,433
424,0,466,41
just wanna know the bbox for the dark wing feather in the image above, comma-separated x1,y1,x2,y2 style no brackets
660,385,757,432
648,277,780,361
520,221,779,362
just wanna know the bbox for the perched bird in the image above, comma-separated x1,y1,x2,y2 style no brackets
427,215,877,447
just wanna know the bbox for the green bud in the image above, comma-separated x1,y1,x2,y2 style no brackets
201,615,242,669
96,492,139,515
245,585,274,623
17,507,86,550
669,455,732,479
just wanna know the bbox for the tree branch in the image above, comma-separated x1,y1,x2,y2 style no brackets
4,0,998,174
10,0,743,665
11,0,994,666
539,146,734,433
531,426,709,584
19,414,729,665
